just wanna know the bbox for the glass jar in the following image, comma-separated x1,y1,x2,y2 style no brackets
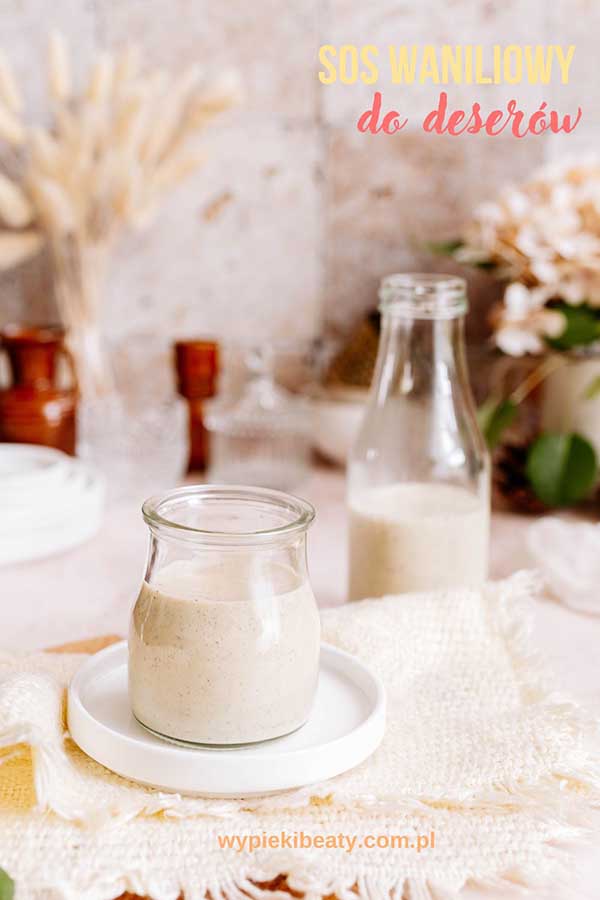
347,274,490,600
78,333,187,504
205,345,312,491
129,484,320,746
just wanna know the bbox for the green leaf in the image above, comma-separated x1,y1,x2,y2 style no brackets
526,432,598,507
477,397,518,450
425,239,464,257
546,303,600,351
583,375,600,400
0,869,14,900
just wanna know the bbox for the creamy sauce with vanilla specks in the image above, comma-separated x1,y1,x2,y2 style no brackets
129,558,320,745
349,482,489,601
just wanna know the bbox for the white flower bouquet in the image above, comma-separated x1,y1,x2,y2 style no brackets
434,157,600,510
442,155,600,356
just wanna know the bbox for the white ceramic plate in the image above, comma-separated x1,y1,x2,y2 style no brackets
0,460,98,530
0,465,105,565
68,641,386,798
0,444,71,497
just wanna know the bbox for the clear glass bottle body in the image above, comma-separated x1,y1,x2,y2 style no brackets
129,485,320,746
347,274,490,600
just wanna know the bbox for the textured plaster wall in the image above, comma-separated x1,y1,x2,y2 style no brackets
0,0,597,347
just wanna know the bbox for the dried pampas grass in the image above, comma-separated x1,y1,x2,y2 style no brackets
0,231,43,270
0,32,240,393
48,30,71,102
0,51,21,113
0,102,24,146
0,173,33,228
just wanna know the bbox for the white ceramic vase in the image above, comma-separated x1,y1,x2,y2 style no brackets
540,350,600,458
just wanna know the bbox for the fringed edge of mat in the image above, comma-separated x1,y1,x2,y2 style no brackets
8,826,584,900
253,571,600,820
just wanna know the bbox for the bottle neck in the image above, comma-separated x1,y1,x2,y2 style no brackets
361,309,486,485
373,312,469,406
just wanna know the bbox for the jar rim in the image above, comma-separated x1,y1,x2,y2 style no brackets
142,484,315,544
379,273,468,319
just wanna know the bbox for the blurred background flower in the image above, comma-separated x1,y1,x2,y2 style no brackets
435,157,600,512
450,156,600,356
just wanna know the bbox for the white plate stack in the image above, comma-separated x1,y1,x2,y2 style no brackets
0,444,105,566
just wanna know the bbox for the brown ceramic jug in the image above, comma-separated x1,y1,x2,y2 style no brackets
0,324,77,455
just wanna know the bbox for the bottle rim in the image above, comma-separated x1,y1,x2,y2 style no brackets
142,484,315,545
379,273,468,319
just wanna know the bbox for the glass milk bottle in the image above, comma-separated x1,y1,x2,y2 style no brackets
347,274,490,600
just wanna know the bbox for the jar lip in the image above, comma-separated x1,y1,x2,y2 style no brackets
379,273,468,319
142,484,315,544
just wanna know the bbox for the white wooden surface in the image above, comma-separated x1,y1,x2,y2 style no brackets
0,465,598,898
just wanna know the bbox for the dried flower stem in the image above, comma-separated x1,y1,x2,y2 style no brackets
510,355,567,406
